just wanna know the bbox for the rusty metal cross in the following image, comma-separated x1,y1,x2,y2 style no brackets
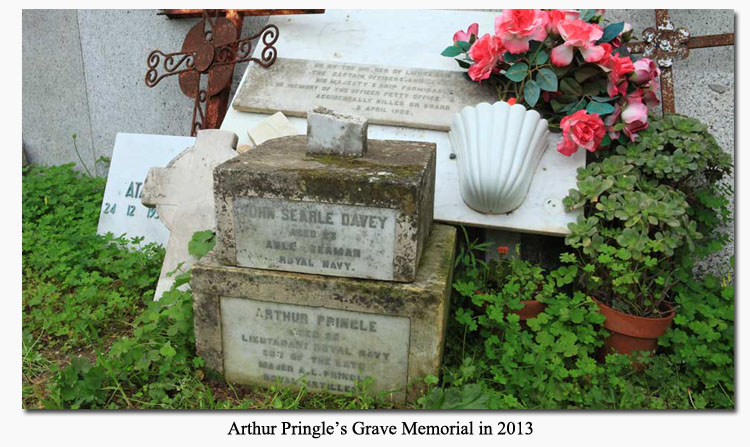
145,9,324,136
626,9,734,114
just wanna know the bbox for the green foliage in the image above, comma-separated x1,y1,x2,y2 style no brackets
658,264,735,408
563,115,733,316
428,232,734,409
44,230,214,409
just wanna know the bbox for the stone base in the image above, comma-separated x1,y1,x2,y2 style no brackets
212,135,436,282
191,224,456,402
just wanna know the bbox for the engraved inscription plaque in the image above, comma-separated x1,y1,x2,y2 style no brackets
233,58,496,131
221,297,411,396
233,197,398,280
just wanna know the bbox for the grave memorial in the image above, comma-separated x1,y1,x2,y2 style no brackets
97,133,195,247
192,110,456,401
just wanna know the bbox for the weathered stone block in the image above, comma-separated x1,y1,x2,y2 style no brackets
306,107,368,156
213,135,436,282
191,223,456,402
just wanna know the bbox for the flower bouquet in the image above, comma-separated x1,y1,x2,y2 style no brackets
442,9,661,157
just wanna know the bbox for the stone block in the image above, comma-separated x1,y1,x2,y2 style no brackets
191,223,457,402
306,107,368,156
212,135,436,282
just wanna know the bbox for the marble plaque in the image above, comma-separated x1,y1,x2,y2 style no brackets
233,197,397,280
232,58,495,131
221,297,411,395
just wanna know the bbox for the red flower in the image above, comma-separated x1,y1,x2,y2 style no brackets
468,33,505,81
557,109,606,156
507,97,517,105
497,246,510,255
602,53,635,97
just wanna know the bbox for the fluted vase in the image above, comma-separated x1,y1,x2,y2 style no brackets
449,101,550,214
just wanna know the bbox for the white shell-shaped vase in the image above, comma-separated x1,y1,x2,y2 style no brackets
449,101,550,214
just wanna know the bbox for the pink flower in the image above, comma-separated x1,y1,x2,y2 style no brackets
621,90,649,141
453,23,479,44
631,57,660,85
550,19,606,66
468,34,505,81
641,79,661,108
557,109,606,156
495,9,549,54
547,9,579,34
603,103,622,139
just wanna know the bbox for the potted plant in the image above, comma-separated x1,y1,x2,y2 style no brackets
453,243,550,330
562,114,732,357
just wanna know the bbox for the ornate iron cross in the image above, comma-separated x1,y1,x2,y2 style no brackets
145,9,324,136
626,9,734,114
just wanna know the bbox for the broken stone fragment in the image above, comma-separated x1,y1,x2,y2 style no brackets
306,107,368,157
247,111,298,147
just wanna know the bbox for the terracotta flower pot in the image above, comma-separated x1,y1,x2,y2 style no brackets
511,300,548,321
593,298,675,358
481,299,547,332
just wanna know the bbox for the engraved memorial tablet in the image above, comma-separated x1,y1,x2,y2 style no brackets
232,58,496,131
221,298,410,395
233,197,398,280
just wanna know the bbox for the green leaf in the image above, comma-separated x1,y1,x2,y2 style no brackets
579,9,597,21
441,45,462,57
456,40,471,52
159,342,177,358
505,62,529,82
536,68,558,92
591,95,615,103
456,59,471,69
188,230,216,259
560,77,583,96
573,64,602,84
535,50,549,66
524,80,541,107
586,101,615,116
597,22,625,44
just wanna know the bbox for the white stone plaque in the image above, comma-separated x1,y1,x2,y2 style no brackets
233,58,495,131
221,297,410,396
233,197,397,280
97,133,195,246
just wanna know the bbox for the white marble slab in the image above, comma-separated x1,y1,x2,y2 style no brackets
233,197,397,280
220,296,410,395
233,58,495,131
96,132,194,246
221,9,584,235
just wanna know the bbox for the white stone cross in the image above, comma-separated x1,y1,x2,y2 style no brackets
141,129,238,300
